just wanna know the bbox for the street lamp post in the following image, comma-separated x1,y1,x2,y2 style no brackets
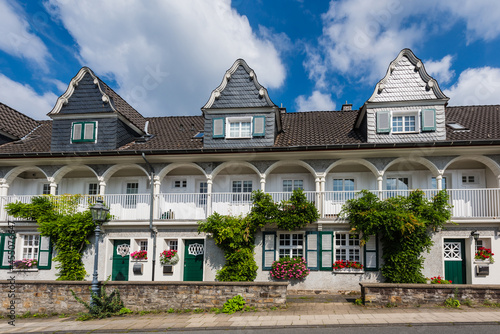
90,198,110,300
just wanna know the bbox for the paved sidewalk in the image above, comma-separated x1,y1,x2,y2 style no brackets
2,296,500,333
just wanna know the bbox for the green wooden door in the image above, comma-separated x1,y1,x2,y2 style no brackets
444,239,466,284
112,240,130,281
183,240,204,281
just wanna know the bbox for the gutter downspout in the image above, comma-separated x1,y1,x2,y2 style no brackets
142,152,156,281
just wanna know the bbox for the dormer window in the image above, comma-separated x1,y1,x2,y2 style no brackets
71,121,97,143
392,114,416,133
227,117,252,138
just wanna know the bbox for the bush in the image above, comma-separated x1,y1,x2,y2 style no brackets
429,276,452,284
71,283,125,319
270,257,310,280
222,295,246,314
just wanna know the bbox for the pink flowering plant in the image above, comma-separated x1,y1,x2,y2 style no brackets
270,257,310,280
13,258,38,269
130,250,148,260
159,249,179,265
333,260,363,270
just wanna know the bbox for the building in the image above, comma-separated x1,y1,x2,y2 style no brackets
0,49,498,290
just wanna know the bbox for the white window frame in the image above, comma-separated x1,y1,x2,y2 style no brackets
125,182,139,207
226,117,252,139
334,232,361,262
136,239,148,252
166,239,178,251
173,179,187,189
231,179,253,202
87,183,99,195
21,234,40,260
386,176,411,190
391,111,419,134
278,233,304,259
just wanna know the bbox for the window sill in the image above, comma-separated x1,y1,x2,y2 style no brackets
131,259,148,262
333,269,364,274
474,260,492,265
10,268,39,272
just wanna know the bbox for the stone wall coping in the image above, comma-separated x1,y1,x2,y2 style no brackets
360,283,500,290
0,280,288,287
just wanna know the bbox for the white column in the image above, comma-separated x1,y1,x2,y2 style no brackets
48,178,57,195
0,181,9,221
315,177,321,217
206,176,213,216
436,174,443,190
153,175,161,219
260,174,266,192
0,181,9,197
377,175,383,191
98,177,106,195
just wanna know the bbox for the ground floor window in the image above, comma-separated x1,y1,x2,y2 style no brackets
335,233,360,262
22,234,40,260
278,233,303,258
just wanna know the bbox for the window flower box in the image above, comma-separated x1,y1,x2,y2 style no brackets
475,247,494,263
332,260,364,273
270,257,310,280
160,249,179,265
13,259,38,270
130,250,148,261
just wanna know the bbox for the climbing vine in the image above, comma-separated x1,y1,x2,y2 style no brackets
198,189,319,281
6,195,97,280
341,190,452,283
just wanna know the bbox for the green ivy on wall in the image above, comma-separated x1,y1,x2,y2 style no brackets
198,189,319,281
6,195,97,280
341,190,452,283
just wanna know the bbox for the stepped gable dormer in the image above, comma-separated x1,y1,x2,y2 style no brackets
48,67,147,152
202,59,281,149
356,49,449,144
0,103,40,145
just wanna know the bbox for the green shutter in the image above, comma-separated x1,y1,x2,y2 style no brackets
252,116,266,137
212,117,225,138
262,232,276,270
37,236,52,270
319,232,333,270
376,111,391,133
305,231,319,270
72,122,96,143
421,108,436,132
0,233,15,269
364,235,378,271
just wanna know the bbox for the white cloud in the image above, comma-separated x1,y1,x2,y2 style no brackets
0,0,50,67
444,67,500,106
46,0,286,116
425,55,455,84
295,91,335,111
0,73,58,119
304,0,500,94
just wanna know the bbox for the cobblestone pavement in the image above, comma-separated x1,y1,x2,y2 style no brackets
2,294,500,333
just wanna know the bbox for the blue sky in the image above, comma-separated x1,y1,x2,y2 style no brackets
1,0,500,120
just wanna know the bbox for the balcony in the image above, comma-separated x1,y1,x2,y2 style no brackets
1,188,499,222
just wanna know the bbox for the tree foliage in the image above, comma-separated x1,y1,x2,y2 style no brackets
198,189,319,281
6,195,97,280
341,190,452,283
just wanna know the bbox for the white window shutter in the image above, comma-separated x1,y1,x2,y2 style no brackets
306,232,318,270
320,232,333,270
72,123,82,141
252,116,265,137
421,108,436,131
83,123,95,140
212,118,225,138
376,111,391,133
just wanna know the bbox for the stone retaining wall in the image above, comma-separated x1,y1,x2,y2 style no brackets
0,280,287,316
360,283,500,305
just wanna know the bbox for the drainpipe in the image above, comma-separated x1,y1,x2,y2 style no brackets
142,153,156,281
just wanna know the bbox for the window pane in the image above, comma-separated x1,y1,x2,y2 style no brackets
243,181,252,192
333,179,343,191
393,116,403,132
397,178,409,190
404,116,416,132
88,183,98,195
241,122,251,137
386,178,396,190
293,180,303,190
232,181,242,193
344,179,354,191
230,122,239,137
42,184,51,195
283,180,292,192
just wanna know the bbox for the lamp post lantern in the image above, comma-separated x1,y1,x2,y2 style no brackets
90,198,109,299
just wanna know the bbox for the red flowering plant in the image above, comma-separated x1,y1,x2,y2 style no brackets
13,258,38,269
428,275,452,284
475,247,494,263
270,257,310,280
130,250,148,260
160,249,179,265
333,260,363,270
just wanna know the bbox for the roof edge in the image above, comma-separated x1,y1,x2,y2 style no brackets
47,67,117,117
367,48,449,103
201,59,276,110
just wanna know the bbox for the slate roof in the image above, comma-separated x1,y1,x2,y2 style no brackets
0,106,500,155
0,103,40,139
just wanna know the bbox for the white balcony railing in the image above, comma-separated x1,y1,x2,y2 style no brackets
1,188,499,222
